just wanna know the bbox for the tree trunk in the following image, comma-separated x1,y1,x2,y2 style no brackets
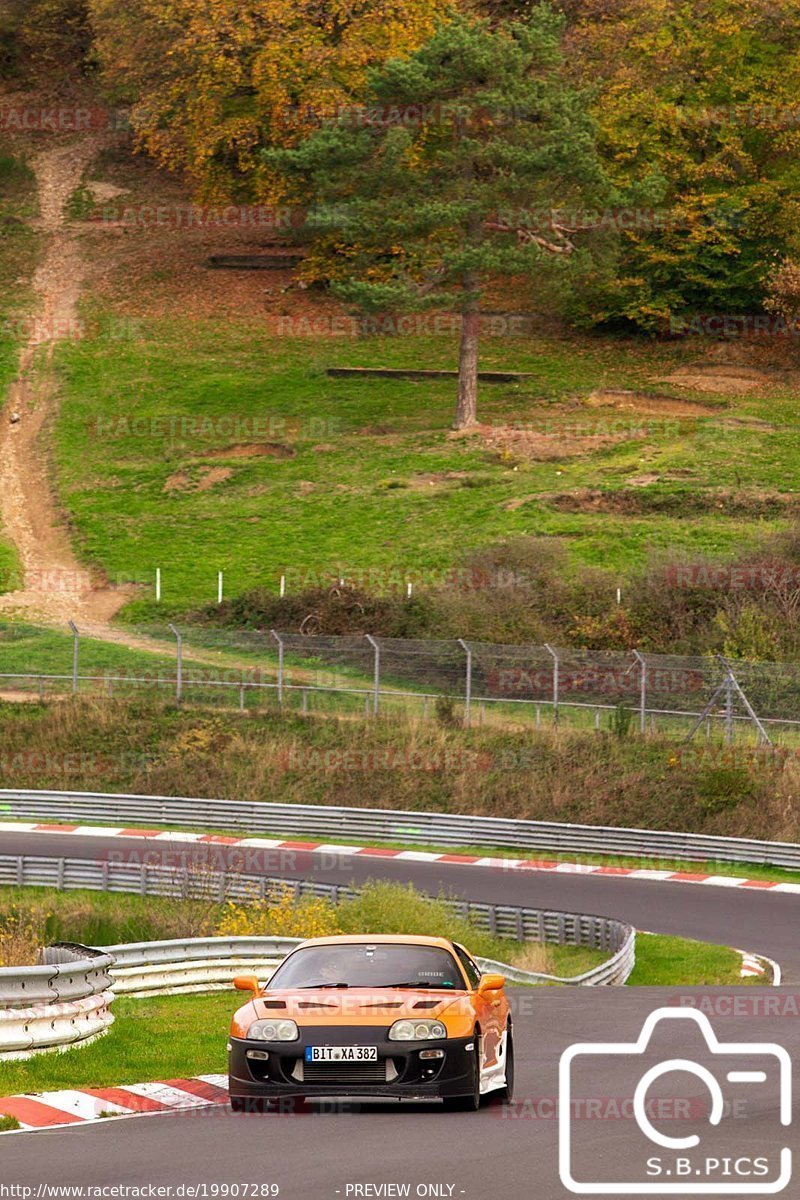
454,297,479,430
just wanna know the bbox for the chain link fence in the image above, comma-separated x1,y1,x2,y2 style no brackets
5,620,800,742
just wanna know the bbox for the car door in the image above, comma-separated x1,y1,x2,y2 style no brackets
454,944,504,1071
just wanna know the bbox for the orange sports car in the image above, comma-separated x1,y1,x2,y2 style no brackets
228,934,513,1111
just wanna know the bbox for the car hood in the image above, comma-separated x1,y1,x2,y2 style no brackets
252,987,470,1025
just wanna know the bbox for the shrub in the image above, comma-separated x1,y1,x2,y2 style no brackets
337,881,515,960
16,0,93,76
434,694,459,728
609,702,633,740
215,888,342,940
695,766,758,815
0,907,41,967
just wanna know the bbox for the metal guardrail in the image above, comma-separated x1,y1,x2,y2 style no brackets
0,945,114,1058
80,931,633,997
0,856,635,991
3,789,800,870
101,936,304,997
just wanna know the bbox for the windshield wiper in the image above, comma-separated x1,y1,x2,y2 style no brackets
297,982,350,989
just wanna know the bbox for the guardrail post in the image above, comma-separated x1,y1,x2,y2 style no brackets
632,650,647,735
270,629,284,706
457,638,472,727
365,635,380,716
544,644,559,723
167,624,183,703
68,621,80,695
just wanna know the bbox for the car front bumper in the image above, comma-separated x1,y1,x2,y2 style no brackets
228,1026,475,1102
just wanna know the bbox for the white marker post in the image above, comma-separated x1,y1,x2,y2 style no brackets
156,568,161,603
218,571,223,605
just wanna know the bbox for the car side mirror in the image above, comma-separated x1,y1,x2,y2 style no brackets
233,974,262,996
478,973,505,993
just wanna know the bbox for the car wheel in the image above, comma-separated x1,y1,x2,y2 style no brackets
442,1041,481,1112
229,1096,248,1113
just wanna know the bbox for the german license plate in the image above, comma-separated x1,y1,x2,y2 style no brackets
305,1046,378,1062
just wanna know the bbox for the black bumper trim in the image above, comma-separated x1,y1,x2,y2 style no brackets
228,1031,475,1100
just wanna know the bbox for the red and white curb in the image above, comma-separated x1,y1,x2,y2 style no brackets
3,821,800,894
0,1074,229,1133
739,951,770,980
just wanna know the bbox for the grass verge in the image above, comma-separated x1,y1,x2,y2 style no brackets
627,933,760,987
0,700,796,843
0,993,232,1097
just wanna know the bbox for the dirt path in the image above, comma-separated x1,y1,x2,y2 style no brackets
0,136,135,626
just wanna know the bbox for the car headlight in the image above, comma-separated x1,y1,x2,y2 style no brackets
247,1019,299,1042
388,1019,447,1041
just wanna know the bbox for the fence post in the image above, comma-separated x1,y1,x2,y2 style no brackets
544,644,559,723
365,635,380,715
68,620,80,695
457,638,472,727
632,649,647,735
167,623,182,703
724,671,734,744
270,629,284,706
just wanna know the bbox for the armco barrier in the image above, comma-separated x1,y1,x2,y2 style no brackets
91,933,633,996
0,945,114,1058
103,936,304,997
0,857,635,990
2,789,800,870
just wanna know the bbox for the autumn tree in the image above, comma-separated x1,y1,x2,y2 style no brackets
266,12,610,429
567,0,800,329
765,259,800,327
87,0,453,200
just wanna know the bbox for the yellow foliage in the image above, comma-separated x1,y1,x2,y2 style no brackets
215,887,342,940
88,0,454,200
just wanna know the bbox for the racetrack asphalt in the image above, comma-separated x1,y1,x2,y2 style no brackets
3,828,799,1196
2,988,798,1198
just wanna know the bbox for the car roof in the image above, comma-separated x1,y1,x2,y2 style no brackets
295,934,458,951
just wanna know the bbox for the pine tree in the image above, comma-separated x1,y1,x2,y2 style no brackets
268,11,611,428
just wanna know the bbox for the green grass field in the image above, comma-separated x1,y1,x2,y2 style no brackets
49,310,800,621
0,144,38,590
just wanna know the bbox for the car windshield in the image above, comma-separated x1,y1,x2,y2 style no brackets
267,943,465,990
